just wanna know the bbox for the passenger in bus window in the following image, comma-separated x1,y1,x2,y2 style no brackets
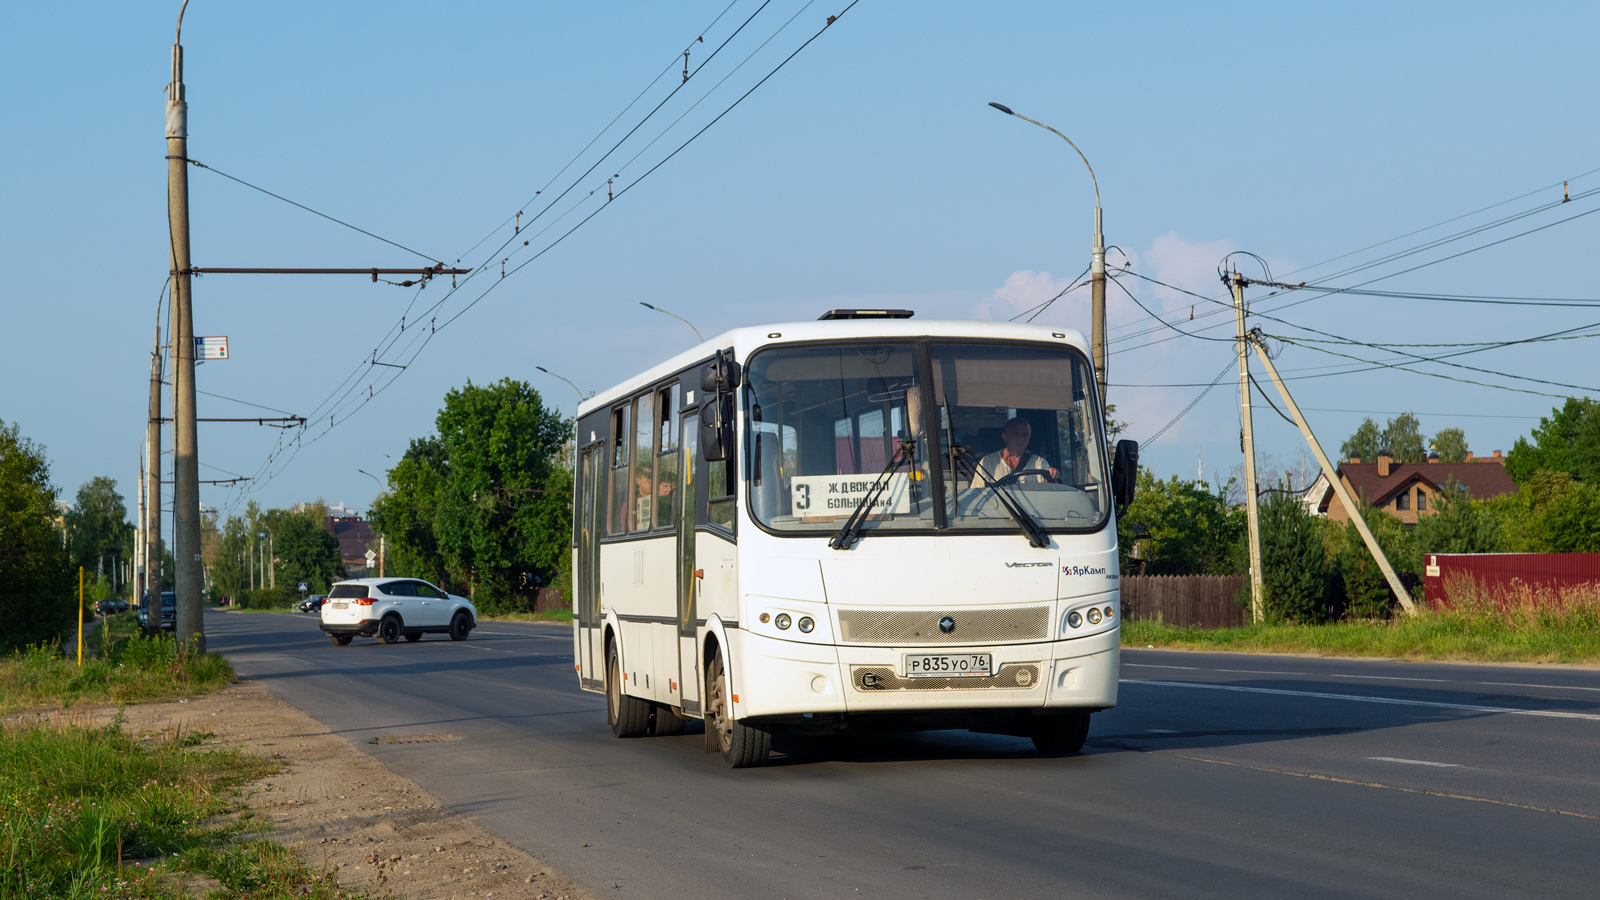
636,471,672,530
969,417,1059,488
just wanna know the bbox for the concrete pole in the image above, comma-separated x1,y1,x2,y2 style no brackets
145,328,163,609
1232,273,1265,621
1250,339,1417,614
167,11,204,652
1090,206,1107,406
135,453,145,604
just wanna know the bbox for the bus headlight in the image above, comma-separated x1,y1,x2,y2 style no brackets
1087,608,1102,625
1067,611,1082,629
775,613,792,630
797,616,814,633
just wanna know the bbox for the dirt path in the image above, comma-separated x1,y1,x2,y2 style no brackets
106,680,596,900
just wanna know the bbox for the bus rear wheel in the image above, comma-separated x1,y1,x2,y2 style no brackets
707,653,770,768
1031,711,1092,754
607,643,650,738
651,705,687,736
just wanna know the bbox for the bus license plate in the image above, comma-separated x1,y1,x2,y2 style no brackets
331,602,348,610
904,653,993,678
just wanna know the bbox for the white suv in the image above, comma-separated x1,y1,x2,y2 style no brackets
319,578,478,646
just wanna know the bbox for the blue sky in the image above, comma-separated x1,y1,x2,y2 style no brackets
4,1,1597,520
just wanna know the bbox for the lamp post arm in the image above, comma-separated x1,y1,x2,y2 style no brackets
1006,112,1099,210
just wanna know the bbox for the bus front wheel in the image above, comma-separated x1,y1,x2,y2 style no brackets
1032,711,1092,754
607,642,650,738
706,653,770,768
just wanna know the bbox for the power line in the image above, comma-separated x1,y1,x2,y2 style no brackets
1139,358,1235,447
186,158,442,263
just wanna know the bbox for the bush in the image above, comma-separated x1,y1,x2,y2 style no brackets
1259,490,1329,623
234,586,296,610
0,615,234,713
1336,503,1416,620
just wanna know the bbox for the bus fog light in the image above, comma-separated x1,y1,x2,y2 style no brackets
759,612,771,624
1087,608,1102,625
775,614,792,630
1067,611,1082,629
797,616,814,633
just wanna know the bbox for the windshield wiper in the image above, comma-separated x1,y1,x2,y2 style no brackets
968,459,1051,548
829,439,914,550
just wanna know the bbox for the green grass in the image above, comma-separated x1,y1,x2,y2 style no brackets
0,715,360,900
484,608,573,624
0,614,235,714
1123,611,1600,665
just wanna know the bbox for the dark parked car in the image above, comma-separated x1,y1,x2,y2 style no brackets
138,591,177,635
95,598,131,616
298,594,328,613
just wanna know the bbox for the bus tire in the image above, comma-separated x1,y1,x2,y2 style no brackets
607,642,650,738
651,705,687,736
707,653,770,768
1031,711,1091,754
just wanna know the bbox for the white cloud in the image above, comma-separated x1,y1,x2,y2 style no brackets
972,269,1076,322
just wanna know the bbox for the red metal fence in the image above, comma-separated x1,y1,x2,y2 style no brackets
1423,553,1600,609
1120,575,1249,629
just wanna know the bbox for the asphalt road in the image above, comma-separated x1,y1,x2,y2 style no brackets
207,609,1600,899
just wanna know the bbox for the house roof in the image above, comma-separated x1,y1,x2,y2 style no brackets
1319,461,1518,512
328,516,377,561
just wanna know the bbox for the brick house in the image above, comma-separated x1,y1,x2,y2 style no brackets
327,514,378,576
1315,451,1519,525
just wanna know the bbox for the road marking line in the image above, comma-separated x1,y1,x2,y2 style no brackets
1122,663,1200,670
1475,680,1600,693
1214,669,1305,675
1368,757,1461,767
1176,755,1597,819
1146,729,1179,733
1122,679,1600,722
1330,674,1448,683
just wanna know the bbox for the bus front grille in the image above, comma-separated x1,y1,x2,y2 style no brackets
851,664,1043,692
836,606,1051,645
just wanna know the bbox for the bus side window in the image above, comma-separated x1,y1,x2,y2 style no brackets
608,405,630,536
631,393,655,533
707,394,736,533
655,384,679,530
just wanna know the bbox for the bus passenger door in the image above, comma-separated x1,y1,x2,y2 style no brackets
577,444,603,689
676,411,701,714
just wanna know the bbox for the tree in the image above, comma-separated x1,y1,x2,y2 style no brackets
1340,418,1382,463
1259,487,1329,623
1486,469,1600,553
273,512,346,593
1117,471,1246,576
1430,427,1470,464
1412,478,1499,569
64,476,130,583
0,420,74,649
1382,412,1427,464
1337,503,1415,619
373,379,573,614
369,437,452,588
1504,398,1600,486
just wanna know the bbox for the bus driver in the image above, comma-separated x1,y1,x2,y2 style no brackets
969,417,1059,488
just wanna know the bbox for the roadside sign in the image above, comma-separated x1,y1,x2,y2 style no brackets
196,336,229,360
365,549,377,564
298,582,308,592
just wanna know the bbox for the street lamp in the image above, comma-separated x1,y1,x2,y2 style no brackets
988,101,1107,404
535,366,586,404
639,302,704,343
357,468,382,488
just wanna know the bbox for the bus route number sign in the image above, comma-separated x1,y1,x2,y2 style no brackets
790,473,911,516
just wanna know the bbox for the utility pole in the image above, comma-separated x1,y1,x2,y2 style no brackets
167,3,204,652
1090,206,1107,406
145,326,163,610
1249,329,1418,615
135,453,145,604
1232,272,1265,621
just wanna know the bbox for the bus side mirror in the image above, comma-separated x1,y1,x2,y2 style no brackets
699,350,742,392
1111,439,1139,513
699,400,731,462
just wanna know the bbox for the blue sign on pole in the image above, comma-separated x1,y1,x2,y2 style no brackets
298,582,309,592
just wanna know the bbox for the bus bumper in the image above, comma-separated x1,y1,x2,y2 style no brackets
730,626,1118,720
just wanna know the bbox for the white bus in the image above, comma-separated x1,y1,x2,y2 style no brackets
571,310,1138,767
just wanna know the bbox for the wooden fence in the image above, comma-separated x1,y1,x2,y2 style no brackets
1120,575,1248,629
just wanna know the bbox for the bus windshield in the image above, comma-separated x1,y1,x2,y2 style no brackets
745,341,1109,537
